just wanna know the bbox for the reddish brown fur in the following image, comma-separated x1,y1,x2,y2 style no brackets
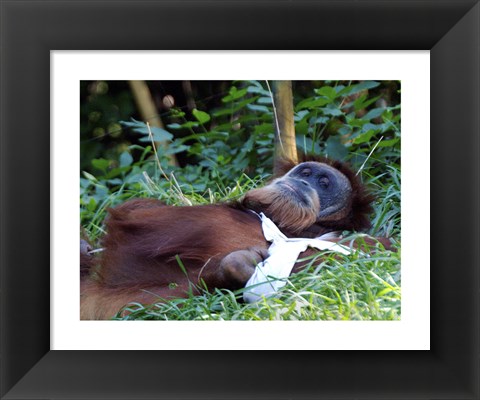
241,184,319,234
81,156,381,320
99,201,267,288
81,201,268,319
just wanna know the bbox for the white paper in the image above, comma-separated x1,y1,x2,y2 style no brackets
243,213,351,302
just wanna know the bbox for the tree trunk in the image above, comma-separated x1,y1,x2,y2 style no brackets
128,80,178,166
272,81,297,173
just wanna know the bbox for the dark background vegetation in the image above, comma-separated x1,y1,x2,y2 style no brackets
80,80,400,236
81,80,400,173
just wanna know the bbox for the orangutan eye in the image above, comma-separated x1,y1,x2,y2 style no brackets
300,168,311,177
319,176,330,188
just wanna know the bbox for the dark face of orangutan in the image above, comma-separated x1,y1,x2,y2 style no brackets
242,161,354,234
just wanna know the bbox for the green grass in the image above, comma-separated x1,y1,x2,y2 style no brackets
113,238,400,321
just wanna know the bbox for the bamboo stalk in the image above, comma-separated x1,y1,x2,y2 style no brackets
271,81,298,172
128,80,178,166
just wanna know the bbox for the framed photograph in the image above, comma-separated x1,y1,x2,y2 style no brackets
1,1,478,399
59,63,420,351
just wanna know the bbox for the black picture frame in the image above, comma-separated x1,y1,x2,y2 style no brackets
1,1,479,399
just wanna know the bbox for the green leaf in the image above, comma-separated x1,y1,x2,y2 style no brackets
169,109,186,118
181,121,200,129
119,118,143,129
377,288,393,297
295,97,330,111
222,87,248,102
348,81,380,95
315,86,337,100
353,129,376,144
356,80,381,90
166,144,190,155
87,197,97,212
294,110,310,122
257,96,273,104
138,145,153,162
325,136,348,159
82,171,97,182
192,109,211,124
310,116,329,125
254,123,275,135
247,104,270,113
138,128,173,142
338,126,352,135
377,138,400,147
91,158,110,173
119,151,133,167
121,119,173,141
107,178,123,185
296,135,321,154
167,123,182,129
361,123,382,133
80,178,91,189
343,81,381,96
105,167,128,180
212,97,258,117
363,108,386,120
246,84,270,96
149,126,173,141
353,94,381,111
321,107,343,116
95,185,109,198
